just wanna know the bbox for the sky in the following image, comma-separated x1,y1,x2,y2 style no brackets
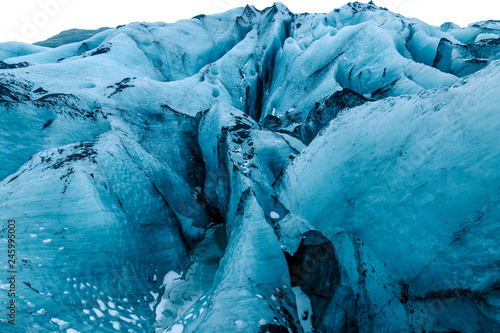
0,0,499,44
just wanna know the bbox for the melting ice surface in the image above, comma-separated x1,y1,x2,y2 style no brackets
0,2,499,332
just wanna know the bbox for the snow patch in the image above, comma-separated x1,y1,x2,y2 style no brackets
292,286,313,332
270,211,280,219
108,309,119,316
110,320,121,330
97,299,107,311
161,271,182,288
50,318,69,330
168,324,184,333
93,308,105,318
66,329,80,333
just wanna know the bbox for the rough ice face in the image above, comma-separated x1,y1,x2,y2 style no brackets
276,60,500,332
0,133,192,332
164,191,301,333
0,2,499,333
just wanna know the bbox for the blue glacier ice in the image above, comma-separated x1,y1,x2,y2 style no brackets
0,2,499,332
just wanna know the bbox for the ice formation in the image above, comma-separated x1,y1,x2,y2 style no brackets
0,2,499,332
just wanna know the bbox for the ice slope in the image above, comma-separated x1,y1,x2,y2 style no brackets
0,133,192,332
165,192,301,333
277,60,500,332
0,2,499,332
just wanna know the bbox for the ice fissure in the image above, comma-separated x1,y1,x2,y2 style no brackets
1,2,499,333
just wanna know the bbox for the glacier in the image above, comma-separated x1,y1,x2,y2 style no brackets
0,2,499,332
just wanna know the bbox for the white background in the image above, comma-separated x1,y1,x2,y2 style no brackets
0,0,499,44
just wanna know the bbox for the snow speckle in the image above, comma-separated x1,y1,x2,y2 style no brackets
150,290,159,302
169,324,184,333
110,321,121,330
97,299,107,311
50,318,69,330
66,329,80,333
162,271,182,288
270,211,280,219
93,308,105,318
119,315,134,323
42,238,52,243
108,309,119,316
293,286,313,333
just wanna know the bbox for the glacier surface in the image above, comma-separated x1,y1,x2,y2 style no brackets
0,2,499,332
